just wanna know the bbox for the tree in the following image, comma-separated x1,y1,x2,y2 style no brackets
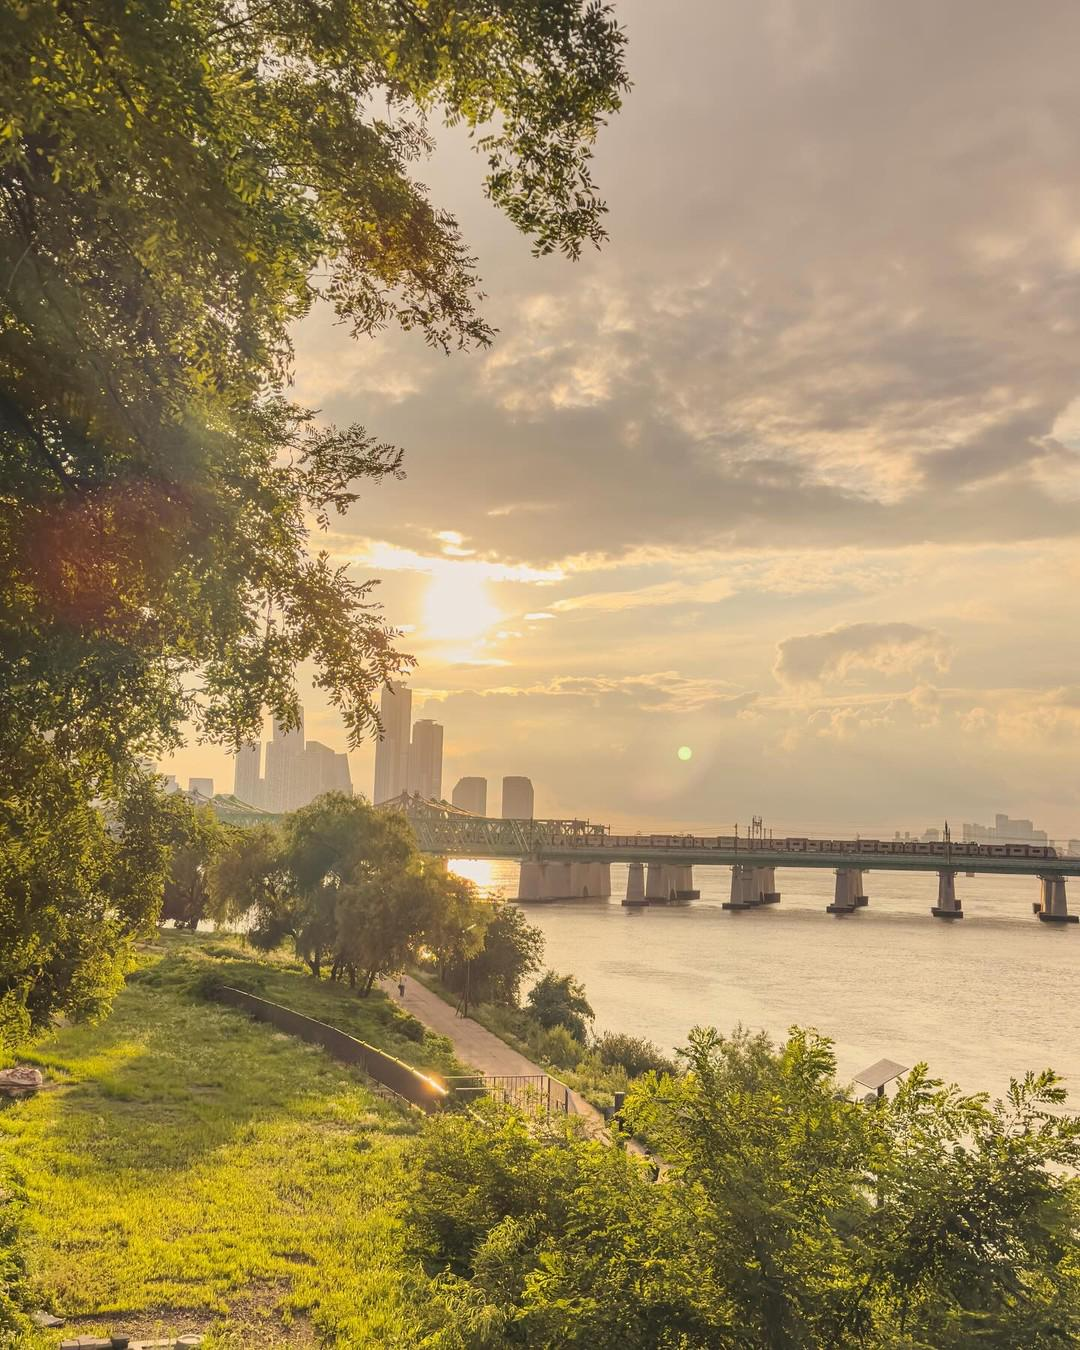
207,823,291,940
403,1027,1080,1348
158,792,233,930
0,4,627,1040
856,1066,1080,1346
210,794,479,992
526,970,594,1042
627,1025,879,1347
440,902,544,1008
0,762,177,1049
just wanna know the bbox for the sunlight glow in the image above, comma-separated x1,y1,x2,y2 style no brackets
423,570,502,644
449,858,503,891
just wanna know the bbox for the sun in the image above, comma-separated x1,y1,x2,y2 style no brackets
422,569,502,647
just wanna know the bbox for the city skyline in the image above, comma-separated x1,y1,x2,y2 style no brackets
229,706,352,814
161,0,1080,838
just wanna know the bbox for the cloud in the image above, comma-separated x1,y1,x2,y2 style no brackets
422,672,758,716
774,623,952,686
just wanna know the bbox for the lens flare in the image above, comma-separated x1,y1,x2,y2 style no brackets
677,745,693,761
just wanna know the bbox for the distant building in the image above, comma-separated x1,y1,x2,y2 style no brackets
263,711,304,813
302,740,352,801
408,719,444,800
231,706,353,813
161,774,179,794
188,777,214,798
501,775,534,820
962,813,1048,845
234,741,261,805
452,776,487,815
373,682,412,804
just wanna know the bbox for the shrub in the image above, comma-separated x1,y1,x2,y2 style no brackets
526,1023,585,1071
593,1032,677,1079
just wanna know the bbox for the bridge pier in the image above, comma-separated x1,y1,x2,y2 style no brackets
723,863,762,910
931,870,963,919
516,860,543,901
569,861,610,898
516,860,578,902
645,862,669,902
674,864,699,900
827,868,867,914
1036,876,1078,924
623,861,648,907
754,865,781,905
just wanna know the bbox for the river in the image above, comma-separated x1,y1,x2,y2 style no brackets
449,859,1080,1101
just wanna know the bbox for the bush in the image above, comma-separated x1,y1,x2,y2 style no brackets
594,1032,677,1079
525,1023,585,1072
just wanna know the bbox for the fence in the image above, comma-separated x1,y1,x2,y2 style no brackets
445,1072,572,1116
213,985,448,1113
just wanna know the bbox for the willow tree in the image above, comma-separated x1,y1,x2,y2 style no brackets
0,1,627,1044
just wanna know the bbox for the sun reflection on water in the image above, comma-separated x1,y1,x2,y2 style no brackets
449,858,505,894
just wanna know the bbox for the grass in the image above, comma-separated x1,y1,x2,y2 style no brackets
0,932,445,1347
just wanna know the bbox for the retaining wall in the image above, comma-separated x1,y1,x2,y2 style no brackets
214,985,448,1113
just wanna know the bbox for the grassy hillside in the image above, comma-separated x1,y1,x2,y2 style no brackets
0,933,450,1348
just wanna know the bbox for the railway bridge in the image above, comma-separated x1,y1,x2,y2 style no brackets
383,794,1080,925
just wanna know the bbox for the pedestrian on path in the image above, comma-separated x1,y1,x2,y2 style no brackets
397,976,406,998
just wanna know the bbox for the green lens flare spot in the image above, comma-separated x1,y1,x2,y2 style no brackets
677,745,692,762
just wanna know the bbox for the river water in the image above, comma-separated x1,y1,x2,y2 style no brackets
449,859,1080,1101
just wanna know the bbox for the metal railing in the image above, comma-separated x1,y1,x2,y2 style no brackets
445,1072,572,1116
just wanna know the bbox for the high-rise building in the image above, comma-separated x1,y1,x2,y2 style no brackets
188,777,214,798
263,710,305,812
226,705,353,813
302,741,353,803
501,775,534,820
373,682,412,803
408,719,444,800
452,776,487,815
234,741,261,806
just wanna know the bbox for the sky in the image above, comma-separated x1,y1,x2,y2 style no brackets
169,0,1080,838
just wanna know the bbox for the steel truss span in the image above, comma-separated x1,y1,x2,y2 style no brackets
380,795,1080,879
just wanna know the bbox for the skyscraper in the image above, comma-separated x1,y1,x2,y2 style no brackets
263,710,305,812
373,682,412,802
501,775,534,820
225,706,352,812
188,777,214,798
408,719,444,800
452,776,487,815
234,741,261,806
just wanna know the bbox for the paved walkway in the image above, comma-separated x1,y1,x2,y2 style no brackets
382,977,610,1135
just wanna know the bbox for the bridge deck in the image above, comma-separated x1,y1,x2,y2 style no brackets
423,844,1080,878
378,796,1080,878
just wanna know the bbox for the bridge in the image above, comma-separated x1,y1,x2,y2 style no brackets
382,794,1080,925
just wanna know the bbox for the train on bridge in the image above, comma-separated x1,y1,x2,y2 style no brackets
594,833,1060,861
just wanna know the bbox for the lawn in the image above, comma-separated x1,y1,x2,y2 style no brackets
0,933,443,1347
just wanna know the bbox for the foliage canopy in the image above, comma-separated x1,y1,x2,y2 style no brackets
406,1026,1080,1348
0,1,627,1043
